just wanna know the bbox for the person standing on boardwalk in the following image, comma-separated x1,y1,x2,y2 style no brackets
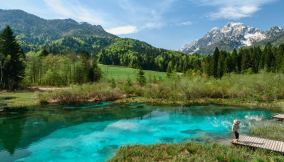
232,120,240,142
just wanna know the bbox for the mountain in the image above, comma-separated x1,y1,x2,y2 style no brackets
0,9,187,70
182,22,284,54
255,26,284,46
0,9,116,52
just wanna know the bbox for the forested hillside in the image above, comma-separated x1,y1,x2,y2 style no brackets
99,38,204,72
0,9,115,52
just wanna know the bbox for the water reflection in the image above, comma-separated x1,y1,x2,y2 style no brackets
0,103,152,156
0,115,26,154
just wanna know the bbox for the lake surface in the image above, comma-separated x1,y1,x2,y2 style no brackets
0,103,274,162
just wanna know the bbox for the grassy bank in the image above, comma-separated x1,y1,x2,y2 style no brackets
111,120,284,161
36,72,284,111
110,142,284,161
250,121,284,141
0,91,39,108
1,71,284,111
42,73,284,109
115,97,284,110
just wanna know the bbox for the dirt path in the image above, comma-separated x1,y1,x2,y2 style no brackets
29,86,70,92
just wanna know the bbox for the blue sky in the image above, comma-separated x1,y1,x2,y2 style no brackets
0,0,283,50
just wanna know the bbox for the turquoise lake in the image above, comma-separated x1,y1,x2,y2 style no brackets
0,103,274,162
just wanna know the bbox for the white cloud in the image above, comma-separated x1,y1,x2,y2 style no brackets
106,25,138,35
42,0,177,33
177,21,193,26
210,5,259,19
196,0,276,20
43,0,105,25
117,0,175,30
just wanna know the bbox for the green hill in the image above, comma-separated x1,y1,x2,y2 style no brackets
0,9,116,52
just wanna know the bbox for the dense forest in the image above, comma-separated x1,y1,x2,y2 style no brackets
206,45,284,78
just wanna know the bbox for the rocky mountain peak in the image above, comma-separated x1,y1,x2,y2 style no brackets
181,22,283,55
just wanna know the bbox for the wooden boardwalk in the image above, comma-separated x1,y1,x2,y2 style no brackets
273,114,284,121
233,135,284,153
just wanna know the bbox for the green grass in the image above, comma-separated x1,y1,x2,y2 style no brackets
110,142,284,162
137,72,284,104
250,121,284,141
0,91,39,108
99,64,167,81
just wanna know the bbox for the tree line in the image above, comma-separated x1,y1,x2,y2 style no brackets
24,51,101,86
0,26,102,89
206,45,284,78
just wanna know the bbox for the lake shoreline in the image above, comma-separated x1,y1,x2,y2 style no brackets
1,90,284,113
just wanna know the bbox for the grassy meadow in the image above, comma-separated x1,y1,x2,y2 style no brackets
99,64,167,81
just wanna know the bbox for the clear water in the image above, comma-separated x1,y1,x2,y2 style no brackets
0,103,273,162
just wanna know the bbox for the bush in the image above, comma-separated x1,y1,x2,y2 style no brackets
140,72,284,102
39,83,124,104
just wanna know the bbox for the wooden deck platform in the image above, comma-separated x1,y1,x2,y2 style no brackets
233,135,284,153
273,114,284,121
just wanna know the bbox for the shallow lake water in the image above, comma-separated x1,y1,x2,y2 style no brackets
0,103,274,162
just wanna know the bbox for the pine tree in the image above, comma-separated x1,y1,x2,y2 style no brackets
217,51,226,78
252,47,261,73
212,47,220,78
224,52,232,73
264,43,276,72
277,44,284,72
231,49,238,72
137,69,146,86
166,61,173,77
0,26,25,89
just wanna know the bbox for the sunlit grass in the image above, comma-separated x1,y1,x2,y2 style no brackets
99,64,167,81
110,142,284,161
38,83,125,104
0,91,39,108
250,121,284,141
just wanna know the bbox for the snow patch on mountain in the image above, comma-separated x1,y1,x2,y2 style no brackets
182,22,283,55
243,32,266,46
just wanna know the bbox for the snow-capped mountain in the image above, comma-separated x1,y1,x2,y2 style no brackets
182,22,284,54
